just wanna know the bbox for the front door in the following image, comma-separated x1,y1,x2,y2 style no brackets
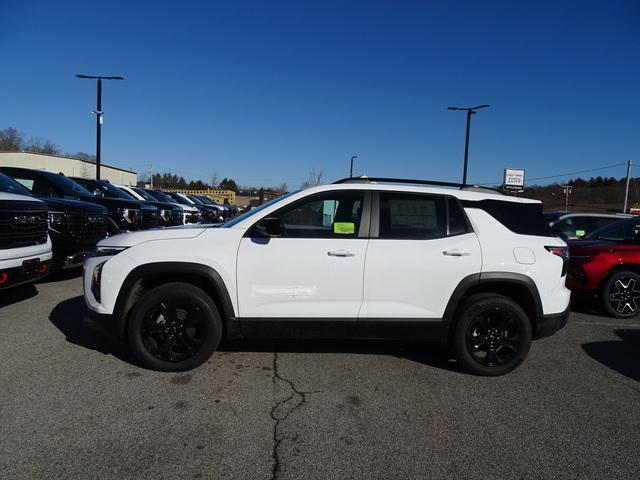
236,190,369,335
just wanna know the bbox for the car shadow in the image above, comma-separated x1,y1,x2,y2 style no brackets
48,295,138,366
0,284,38,308
582,329,640,382
47,295,463,374
220,338,463,374
36,268,82,285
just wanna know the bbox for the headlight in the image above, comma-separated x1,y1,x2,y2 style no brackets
91,262,104,302
159,209,171,223
48,211,65,227
116,208,140,226
92,246,129,258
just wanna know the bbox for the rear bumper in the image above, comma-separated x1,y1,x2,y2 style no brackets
534,306,570,339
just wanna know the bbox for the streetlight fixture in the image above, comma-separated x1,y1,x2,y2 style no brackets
447,104,489,185
75,74,124,180
350,155,357,178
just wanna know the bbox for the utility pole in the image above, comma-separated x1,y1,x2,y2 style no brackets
447,104,490,185
75,74,124,180
562,185,573,211
149,165,153,188
623,159,632,213
350,155,357,178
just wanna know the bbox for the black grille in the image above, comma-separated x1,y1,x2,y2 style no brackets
142,209,159,229
64,213,109,241
185,212,200,224
0,209,48,250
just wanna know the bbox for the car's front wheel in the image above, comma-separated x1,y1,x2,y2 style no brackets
452,294,532,376
601,270,640,319
127,282,222,371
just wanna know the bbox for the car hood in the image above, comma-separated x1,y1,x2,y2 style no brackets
41,197,108,214
97,224,208,247
82,196,147,210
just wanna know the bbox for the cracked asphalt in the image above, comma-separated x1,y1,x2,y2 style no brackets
1,273,639,479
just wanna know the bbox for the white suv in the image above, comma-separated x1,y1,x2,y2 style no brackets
83,178,570,376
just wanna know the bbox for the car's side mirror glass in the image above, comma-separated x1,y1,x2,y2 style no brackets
255,217,282,237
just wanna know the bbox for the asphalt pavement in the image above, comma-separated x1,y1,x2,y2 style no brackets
1,273,638,480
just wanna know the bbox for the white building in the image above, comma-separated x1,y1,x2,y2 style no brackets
0,151,137,185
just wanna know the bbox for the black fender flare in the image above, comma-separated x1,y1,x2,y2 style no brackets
112,262,240,341
442,272,544,324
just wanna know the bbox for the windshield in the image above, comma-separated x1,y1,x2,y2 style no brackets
223,191,298,228
145,189,173,203
0,172,32,196
132,187,157,201
46,173,94,197
586,218,640,243
98,180,134,199
188,195,205,205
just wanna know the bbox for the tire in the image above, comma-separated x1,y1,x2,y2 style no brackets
452,293,532,376
601,270,640,319
127,282,222,372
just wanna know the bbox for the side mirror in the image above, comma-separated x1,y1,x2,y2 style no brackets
255,217,282,237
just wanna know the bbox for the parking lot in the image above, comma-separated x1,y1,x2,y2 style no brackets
0,273,638,480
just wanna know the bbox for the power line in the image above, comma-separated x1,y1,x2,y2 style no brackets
479,161,629,186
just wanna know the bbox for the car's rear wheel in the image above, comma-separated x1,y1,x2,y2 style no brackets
452,294,532,376
601,270,640,319
127,282,222,371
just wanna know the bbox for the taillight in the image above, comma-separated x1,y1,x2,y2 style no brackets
545,246,569,276
0,273,8,284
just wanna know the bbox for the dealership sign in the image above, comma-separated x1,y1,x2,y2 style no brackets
503,168,525,191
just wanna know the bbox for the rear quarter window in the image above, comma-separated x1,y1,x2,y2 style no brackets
461,199,554,237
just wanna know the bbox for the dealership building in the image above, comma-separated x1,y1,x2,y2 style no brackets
0,151,137,185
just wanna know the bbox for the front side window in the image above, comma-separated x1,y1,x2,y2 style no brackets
276,191,364,238
552,217,590,239
379,192,447,239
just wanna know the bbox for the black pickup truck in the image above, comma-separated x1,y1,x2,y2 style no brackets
0,171,108,270
71,177,183,227
0,167,159,235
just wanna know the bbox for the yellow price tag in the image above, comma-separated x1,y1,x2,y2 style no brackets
333,222,355,234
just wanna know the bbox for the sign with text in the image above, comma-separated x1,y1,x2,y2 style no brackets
503,168,525,191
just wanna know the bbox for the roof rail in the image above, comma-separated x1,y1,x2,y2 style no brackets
333,176,503,194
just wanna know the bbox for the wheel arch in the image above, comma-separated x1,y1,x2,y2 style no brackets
598,263,640,293
444,272,543,338
113,262,240,342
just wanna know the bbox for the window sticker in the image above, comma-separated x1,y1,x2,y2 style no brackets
575,229,586,237
389,199,437,228
333,222,355,235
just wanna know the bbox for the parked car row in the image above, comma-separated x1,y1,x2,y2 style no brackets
0,166,237,288
546,210,640,319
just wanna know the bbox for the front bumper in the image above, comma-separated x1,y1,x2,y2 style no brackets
0,260,51,290
84,306,122,343
534,306,570,339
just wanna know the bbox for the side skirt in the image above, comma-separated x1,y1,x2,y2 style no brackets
239,318,449,342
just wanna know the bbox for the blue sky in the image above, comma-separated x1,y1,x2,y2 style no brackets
1,0,638,188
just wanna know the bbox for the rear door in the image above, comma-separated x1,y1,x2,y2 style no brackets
359,191,481,326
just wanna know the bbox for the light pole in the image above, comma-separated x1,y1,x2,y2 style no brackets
448,104,489,185
350,155,357,178
75,74,124,180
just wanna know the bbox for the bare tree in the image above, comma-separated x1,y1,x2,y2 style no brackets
25,137,60,155
301,169,324,189
0,127,24,151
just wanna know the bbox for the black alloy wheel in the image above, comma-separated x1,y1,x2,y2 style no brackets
453,294,532,376
465,309,525,368
602,271,640,319
128,282,222,371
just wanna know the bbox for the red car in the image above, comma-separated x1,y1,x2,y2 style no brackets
567,217,640,318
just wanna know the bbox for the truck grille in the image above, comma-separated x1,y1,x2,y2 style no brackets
142,209,159,229
64,213,109,241
185,212,200,224
0,210,48,249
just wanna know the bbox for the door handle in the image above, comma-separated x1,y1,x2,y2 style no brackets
327,249,356,257
443,249,470,257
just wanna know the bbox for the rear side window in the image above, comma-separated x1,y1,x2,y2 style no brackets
448,197,470,236
461,199,554,237
379,193,447,239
